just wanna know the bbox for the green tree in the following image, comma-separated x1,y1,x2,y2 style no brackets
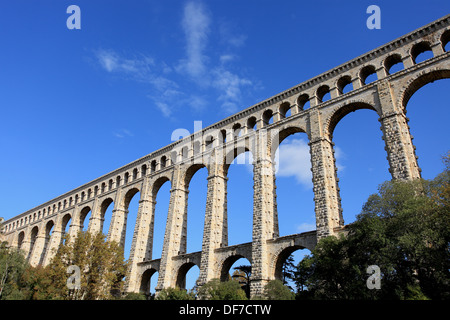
197,279,247,300
0,242,30,300
294,153,450,300
263,280,295,300
46,231,127,300
231,265,251,298
156,287,196,300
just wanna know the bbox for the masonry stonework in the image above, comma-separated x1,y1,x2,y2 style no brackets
1,15,449,298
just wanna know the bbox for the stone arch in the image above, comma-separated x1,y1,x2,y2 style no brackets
219,254,252,282
271,245,306,281
336,75,353,94
123,187,141,209
441,29,450,51
28,226,39,258
223,142,253,176
297,93,310,110
278,101,291,118
359,64,377,85
151,176,171,199
270,124,308,161
17,231,25,249
247,116,257,131
60,213,72,235
183,163,208,189
262,109,274,126
316,84,331,103
79,206,92,230
175,261,199,289
400,68,450,111
410,40,434,64
139,268,158,294
326,101,379,138
383,53,404,75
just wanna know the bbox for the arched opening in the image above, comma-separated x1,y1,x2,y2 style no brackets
402,73,450,179
262,109,274,126
329,103,390,224
384,53,404,75
176,262,200,291
336,75,353,95
151,177,171,260
441,29,450,52
273,247,311,293
297,94,310,110
220,256,251,298
123,188,140,260
247,116,257,131
140,268,158,298
28,226,39,259
79,206,92,232
17,231,25,250
279,102,291,119
232,123,242,138
39,220,54,265
272,127,315,236
360,65,377,85
225,147,254,245
316,85,331,103
61,214,71,244
184,164,208,254
411,41,434,64
100,198,114,236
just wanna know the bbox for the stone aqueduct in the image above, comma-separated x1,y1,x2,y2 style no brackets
2,15,450,297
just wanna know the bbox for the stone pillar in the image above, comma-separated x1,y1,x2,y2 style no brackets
377,80,421,180
250,130,278,297
42,229,64,266
125,177,157,293
309,109,344,239
29,228,47,267
156,166,189,291
198,163,228,285
87,198,103,234
107,207,128,247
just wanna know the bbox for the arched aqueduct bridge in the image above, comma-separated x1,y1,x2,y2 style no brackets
2,15,450,297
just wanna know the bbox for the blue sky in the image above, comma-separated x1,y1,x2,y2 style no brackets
1,1,449,292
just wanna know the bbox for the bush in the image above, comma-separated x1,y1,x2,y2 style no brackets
264,280,295,300
156,287,196,300
197,279,247,300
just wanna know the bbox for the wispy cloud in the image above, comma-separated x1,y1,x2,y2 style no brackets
113,129,134,139
93,1,257,119
296,222,316,232
178,1,210,78
177,1,253,114
95,49,154,80
275,137,346,189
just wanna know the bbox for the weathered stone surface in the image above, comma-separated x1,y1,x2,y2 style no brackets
1,15,449,298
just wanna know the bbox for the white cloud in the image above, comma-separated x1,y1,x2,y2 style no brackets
95,49,154,79
296,222,316,232
178,1,210,78
93,1,258,119
275,138,346,188
154,101,172,118
275,138,313,188
113,129,134,139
